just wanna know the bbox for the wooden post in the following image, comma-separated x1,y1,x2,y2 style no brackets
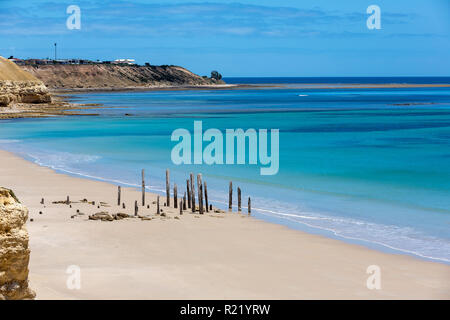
183,192,187,210
157,196,160,215
166,169,170,207
186,180,191,209
174,184,178,209
190,173,195,212
118,186,121,206
237,187,242,213
228,181,233,212
248,197,251,216
66,196,70,205
142,169,145,206
204,181,209,213
179,200,183,215
134,200,138,216
40,198,44,205
197,174,204,214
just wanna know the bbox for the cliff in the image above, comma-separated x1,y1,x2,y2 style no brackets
0,80,52,107
0,56,51,107
21,64,224,89
0,188,35,300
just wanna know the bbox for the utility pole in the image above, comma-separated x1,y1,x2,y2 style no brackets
54,43,57,61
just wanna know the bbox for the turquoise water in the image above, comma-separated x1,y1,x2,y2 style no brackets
1,85,450,262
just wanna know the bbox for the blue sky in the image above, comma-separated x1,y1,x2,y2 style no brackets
0,0,449,77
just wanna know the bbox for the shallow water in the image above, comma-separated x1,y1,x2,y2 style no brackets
1,82,450,262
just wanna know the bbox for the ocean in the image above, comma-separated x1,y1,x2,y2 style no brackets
1,77,450,263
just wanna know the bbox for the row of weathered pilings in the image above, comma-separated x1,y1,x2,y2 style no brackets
118,169,252,216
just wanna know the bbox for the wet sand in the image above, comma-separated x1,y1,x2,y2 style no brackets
0,149,449,299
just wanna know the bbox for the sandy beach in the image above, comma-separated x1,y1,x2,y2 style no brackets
0,149,448,299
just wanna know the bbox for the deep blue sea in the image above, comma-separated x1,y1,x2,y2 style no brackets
1,78,450,263
224,76,450,84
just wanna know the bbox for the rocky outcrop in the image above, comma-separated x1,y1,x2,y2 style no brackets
89,212,114,221
21,64,225,89
0,56,52,107
0,188,35,300
0,80,52,107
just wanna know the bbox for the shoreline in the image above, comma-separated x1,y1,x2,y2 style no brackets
0,149,449,299
2,83,450,265
0,95,103,119
0,84,261,120
2,82,449,120
7,145,450,265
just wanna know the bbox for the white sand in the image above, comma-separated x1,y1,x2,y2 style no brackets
0,150,448,299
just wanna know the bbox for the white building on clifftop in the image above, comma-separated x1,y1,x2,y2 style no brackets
113,59,136,65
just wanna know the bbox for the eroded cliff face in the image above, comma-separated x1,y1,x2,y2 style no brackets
0,187,35,300
0,56,52,107
0,80,52,107
21,64,224,89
